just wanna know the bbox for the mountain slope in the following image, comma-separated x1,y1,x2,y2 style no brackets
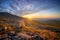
0,12,25,27
0,12,24,21
31,19,60,28
0,12,60,40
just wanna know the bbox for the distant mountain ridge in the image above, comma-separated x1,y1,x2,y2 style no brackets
33,18,60,29
34,18,60,21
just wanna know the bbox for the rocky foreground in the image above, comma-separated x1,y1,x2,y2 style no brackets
0,24,60,40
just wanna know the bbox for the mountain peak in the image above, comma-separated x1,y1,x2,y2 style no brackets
0,12,11,15
0,12,24,21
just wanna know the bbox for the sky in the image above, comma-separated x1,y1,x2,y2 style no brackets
0,0,60,19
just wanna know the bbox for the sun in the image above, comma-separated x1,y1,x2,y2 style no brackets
28,16,32,19
22,15,32,20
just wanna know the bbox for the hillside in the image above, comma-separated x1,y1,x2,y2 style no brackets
31,20,60,29
0,12,60,40
0,12,24,21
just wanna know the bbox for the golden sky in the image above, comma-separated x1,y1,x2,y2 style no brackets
22,11,60,19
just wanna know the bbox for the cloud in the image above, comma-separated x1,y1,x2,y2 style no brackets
0,0,60,17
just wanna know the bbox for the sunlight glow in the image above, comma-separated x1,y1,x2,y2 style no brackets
22,15,32,20
22,12,60,19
